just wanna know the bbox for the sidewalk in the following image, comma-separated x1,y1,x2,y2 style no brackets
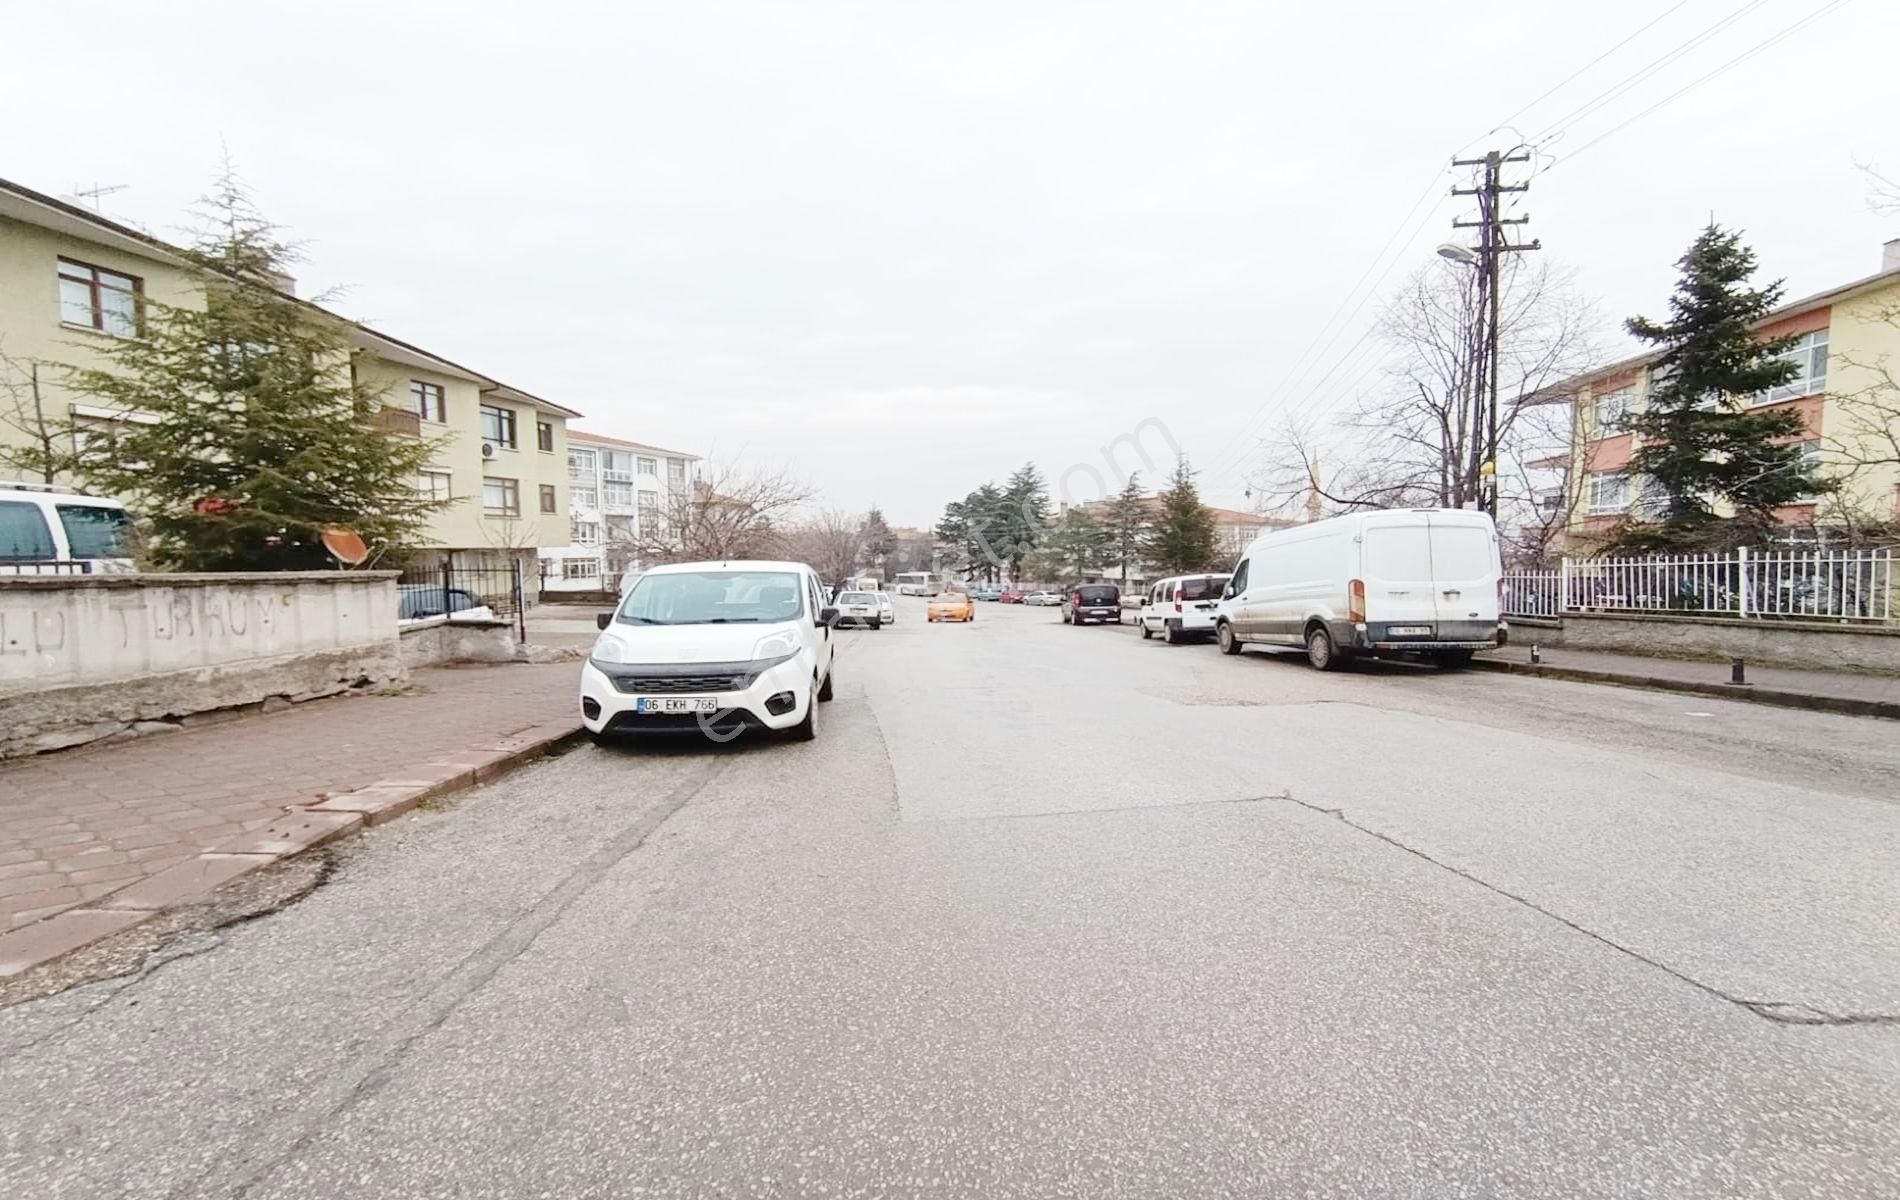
0,662,580,974
1476,642,1900,719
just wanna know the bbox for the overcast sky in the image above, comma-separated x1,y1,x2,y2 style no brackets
6,1,1894,527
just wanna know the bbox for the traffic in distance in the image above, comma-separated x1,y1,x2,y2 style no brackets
582,507,1506,742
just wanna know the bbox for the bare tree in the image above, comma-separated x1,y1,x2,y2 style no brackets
1252,258,1600,545
631,463,812,564
778,508,868,582
0,343,73,485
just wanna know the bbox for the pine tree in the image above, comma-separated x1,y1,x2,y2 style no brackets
1617,224,1830,551
999,463,1051,581
1038,508,1112,583
1107,472,1148,586
63,167,447,570
1142,458,1218,574
860,506,895,575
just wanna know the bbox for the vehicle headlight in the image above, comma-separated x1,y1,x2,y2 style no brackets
591,635,631,664
752,633,799,660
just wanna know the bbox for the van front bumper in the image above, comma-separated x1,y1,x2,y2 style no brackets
580,656,812,735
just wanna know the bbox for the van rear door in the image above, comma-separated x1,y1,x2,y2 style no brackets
1358,512,1439,632
1425,513,1501,625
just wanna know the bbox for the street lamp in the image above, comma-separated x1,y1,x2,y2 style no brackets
1436,242,1478,266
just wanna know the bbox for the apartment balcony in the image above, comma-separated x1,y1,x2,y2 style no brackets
373,406,422,437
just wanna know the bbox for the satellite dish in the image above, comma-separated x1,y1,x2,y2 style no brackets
321,525,372,567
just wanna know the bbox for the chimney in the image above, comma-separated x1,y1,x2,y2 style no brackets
1885,238,1900,274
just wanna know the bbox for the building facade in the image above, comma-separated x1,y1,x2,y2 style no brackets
538,430,701,592
0,177,579,580
1549,240,1900,550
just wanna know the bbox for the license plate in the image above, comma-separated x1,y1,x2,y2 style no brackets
1388,625,1432,636
635,697,718,714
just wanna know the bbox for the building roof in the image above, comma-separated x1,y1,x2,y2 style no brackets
1544,257,1900,400
0,175,581,419
565,428,700,459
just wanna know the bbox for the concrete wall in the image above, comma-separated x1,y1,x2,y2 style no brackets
1535,611,1900,675
397,618,518,668
0,572,405,757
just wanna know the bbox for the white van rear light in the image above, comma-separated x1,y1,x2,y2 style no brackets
1349,578,1366,623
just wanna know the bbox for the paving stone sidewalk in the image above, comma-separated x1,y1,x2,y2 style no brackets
0,663,579,943
1477,642,1900,715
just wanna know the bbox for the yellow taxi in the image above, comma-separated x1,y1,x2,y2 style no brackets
926,588,976,622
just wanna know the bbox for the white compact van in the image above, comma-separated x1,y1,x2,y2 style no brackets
1137,572,1231,643
0,484,136,574
1214,509,1503,669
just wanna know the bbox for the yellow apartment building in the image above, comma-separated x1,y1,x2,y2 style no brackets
0,176,579,579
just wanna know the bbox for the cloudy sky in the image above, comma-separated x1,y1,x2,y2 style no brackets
6,1,1894,526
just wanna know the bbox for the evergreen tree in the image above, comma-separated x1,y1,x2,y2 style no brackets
1107,472,1148,586
999,462,1051,581
1141,458,1218,574
1617,224,1830,551
1037,508,1112,584
65,168,446,569
860,506,896,575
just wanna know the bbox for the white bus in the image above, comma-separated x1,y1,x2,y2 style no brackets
893,571,942,596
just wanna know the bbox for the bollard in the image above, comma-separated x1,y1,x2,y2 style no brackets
1530,644,1542,665
1730,656,1746,686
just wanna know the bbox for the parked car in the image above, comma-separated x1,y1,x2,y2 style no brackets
582,560,836,742
834,590,883,628
1215,509,1503,670
398,584,496,622
1138,573,1231,644
0,484,136,574
876,592,896,624
1062,583,1123,625
1023,591,1063,606
926,589,976,622
971,584,1005,601
998,589,1027,604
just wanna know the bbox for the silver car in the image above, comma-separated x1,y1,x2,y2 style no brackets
876,593,896,624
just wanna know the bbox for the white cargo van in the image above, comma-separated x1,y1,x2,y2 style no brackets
0,484,136,574
1214,509,1503,670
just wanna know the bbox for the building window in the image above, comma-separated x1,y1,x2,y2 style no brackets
58,258,142,337
571,519,601,545
571,485,598,510
605,514,635,542
417,470,452,503
1592,388,1634,434
603,482,634,509
537,420,554,452
637,489,659,523
602,450,634,480
539,483,557,513
562,557,602,580
1587,471,1629,515
480,404,518,449
567,448,596,479
1756,330,1829,405
482,477,520,517
409,380,446,423
637,456,657,476
667,458,687,488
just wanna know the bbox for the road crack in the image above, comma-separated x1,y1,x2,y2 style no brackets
1272,792,1899,1028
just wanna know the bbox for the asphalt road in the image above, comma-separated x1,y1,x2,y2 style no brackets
4,596,1899,1198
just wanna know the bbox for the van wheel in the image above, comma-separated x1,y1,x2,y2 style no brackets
1305,625,1340,671
817,668,834,701
871,618,882,629
1140,622,1152,640
788,690,819,741
1217,621,1242,656
1432,650,1474,670
1163,621,1179,645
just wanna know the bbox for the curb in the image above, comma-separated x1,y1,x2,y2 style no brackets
0,720,584,979
1469,658,1900,721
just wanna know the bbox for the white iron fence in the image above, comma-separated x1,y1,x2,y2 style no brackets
1503,548,1896,624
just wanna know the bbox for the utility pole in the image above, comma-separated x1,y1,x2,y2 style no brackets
1450,150,1540,518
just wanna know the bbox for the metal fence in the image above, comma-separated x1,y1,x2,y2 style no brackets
0,560,95,575
397,561,527,642
1503,548,1896,623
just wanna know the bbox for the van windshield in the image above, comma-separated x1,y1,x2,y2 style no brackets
56,505,134,559
618,570,805,625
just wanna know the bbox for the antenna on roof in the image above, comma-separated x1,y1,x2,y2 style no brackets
72,183,128,212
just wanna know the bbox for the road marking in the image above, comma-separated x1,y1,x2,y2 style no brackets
1684,711,1715,717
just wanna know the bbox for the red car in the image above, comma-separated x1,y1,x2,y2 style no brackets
998,590,1027,604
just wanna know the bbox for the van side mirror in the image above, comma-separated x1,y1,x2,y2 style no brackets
1221,585,1235,600
819,605,839,626
596,612,613,630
